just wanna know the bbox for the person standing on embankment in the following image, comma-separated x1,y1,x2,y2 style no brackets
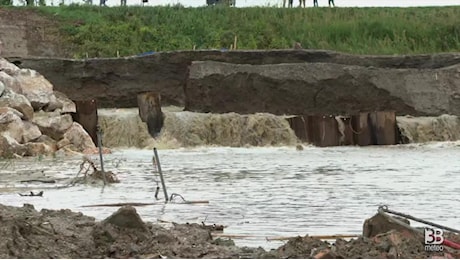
313,0,334,7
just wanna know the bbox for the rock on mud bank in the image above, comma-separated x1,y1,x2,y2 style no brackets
1,203,459,259
0,57,96,157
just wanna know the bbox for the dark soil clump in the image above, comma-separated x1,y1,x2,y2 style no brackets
1,204,459,259
0,204,261,258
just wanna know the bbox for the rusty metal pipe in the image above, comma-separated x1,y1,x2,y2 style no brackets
154,148,168,203
96,125,107,186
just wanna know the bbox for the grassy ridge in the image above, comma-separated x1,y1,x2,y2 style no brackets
30,5,460,57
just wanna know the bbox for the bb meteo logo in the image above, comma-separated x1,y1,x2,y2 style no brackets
424,228,444,252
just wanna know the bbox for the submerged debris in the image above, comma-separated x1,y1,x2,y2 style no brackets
201,222,225,232
69,156,119,185
18,191,43,197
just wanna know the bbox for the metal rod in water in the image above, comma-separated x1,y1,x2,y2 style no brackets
97,125,107,186
154,147,168,202
154,186,160,200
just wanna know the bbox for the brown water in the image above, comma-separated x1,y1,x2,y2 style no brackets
1,143,459,249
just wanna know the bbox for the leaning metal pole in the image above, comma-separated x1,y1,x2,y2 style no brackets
96,125,107,186
154,147,168,203
379,205,460,234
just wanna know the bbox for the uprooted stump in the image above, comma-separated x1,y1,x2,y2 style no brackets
90,170,119,184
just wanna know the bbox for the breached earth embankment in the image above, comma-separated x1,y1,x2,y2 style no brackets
8,50,460,117
1,203,459,259
185,60,460,116
4,51,460,152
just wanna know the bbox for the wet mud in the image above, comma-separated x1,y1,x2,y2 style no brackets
1,203,459,259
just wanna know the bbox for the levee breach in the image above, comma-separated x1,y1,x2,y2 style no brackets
7,50,460,117
185,60,460,117
78,105,460,148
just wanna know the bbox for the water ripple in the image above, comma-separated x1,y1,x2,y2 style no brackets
0,144,459,249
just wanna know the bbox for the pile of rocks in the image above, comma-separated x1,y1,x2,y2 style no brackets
0,57,96,157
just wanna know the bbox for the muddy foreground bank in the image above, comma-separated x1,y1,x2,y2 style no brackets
1,203,459,258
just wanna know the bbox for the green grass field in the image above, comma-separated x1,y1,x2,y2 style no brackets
24,5,460,57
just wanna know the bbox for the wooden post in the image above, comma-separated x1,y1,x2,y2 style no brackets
369,111,397,145
72,100,98,145
137,92,165,138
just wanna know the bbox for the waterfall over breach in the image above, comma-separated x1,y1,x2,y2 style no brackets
98,108,460,149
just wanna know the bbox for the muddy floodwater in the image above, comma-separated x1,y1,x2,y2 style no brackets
1,143,459,249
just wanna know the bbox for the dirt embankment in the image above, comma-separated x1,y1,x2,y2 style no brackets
1,8,459,116
0,204,259,259
0,9,67,58
1,203,460,259
185,61,460,116
6,51,460,117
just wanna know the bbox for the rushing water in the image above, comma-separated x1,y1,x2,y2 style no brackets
1,143,460,249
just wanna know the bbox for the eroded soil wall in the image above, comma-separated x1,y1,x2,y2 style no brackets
6,50,460,115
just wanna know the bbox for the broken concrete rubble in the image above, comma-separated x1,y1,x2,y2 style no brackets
0,87,34,120
62,122,96,152
0,57,96,157
14,68,54,110
45,90,76,113
32,113,73,140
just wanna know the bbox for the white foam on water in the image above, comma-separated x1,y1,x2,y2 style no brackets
98,108,297,149
397,114,460,143
98,109,460,150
